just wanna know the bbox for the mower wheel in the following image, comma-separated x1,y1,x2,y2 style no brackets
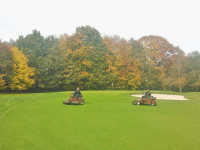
132,101,137,105
137,101,141,105
152,102,157,106
79,100,84,105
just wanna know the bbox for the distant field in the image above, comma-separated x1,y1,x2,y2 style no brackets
0,91,199,150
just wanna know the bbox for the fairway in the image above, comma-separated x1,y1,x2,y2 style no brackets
0,91,199,150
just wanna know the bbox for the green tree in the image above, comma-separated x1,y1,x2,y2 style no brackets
35,35,65,90
75,25,102,47
5,38,16,47
16,30,45,68
15,30,68,91
75,26,111,90
185,51,200,91
128,38,144,60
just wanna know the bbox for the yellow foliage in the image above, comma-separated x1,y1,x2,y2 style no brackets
175,77,186,86
82,60,92,67
66,49,72,55
9,47,35,90
104,36,141,89
0,74,7,90
80,71,89,78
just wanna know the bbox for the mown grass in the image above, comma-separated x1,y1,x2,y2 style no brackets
0,91,199,150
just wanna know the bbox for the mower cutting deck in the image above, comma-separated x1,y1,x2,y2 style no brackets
63,92,84,105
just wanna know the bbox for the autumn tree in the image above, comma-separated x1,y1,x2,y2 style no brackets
9,47,35,90
138,35,181,71
138,35,184,89
59,26,113,90
60,30,103,89
3,27,199,92
161,76,174,91
168,49,187,92
60,33,91,90
0,74,7,90
103,35,141,90
0,42,14,90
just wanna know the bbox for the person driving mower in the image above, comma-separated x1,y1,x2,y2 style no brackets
72,87,82,98
142,89,151,98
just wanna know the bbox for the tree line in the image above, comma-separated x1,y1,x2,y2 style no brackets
0,25,199,92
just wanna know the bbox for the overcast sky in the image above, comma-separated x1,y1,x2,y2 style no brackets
0,0,199,55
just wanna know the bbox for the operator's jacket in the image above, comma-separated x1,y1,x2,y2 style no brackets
73,89,82,98
145,91,151,97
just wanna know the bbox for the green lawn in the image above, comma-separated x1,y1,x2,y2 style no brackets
0,91,199,150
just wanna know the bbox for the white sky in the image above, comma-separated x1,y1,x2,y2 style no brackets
0,0,199,55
